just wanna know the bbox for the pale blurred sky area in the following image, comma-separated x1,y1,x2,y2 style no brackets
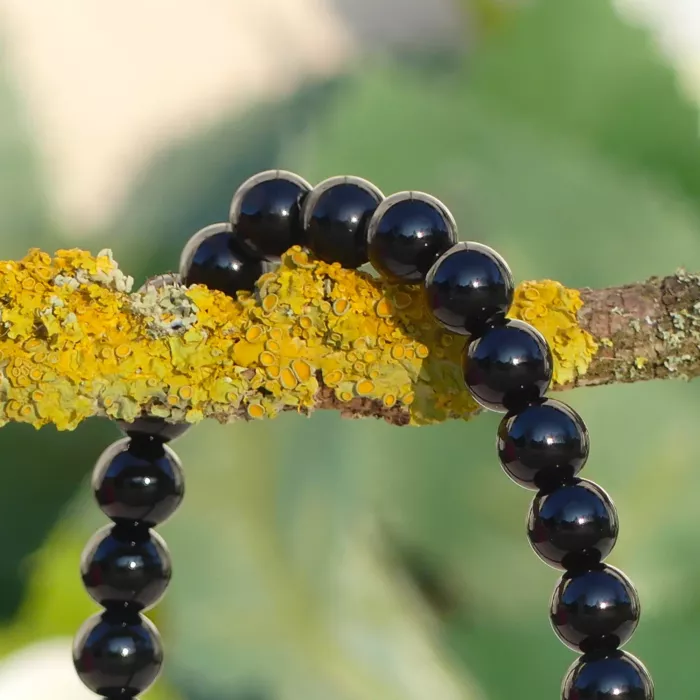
0,0,697,235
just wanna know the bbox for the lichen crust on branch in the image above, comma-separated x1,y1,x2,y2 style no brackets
0,247,599,430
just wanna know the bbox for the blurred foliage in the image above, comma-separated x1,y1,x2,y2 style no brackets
468,0,517,33
0,421,122,620
2,0,700,699
466,0,700,206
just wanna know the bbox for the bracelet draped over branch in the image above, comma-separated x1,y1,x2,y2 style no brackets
0,247,697,430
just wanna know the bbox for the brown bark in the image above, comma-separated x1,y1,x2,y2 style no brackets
571,270,700,389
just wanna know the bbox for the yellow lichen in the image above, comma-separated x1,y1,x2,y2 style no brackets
355,379,375,396
508,280,599,386
247,403,265,420
383,393,397,408
261,294,278,313
0,247,599,431
332,299,350,316
291,359,312,383
325,370,343,386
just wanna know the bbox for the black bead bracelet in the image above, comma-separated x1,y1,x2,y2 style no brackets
73,170,654,699
73,275,189,699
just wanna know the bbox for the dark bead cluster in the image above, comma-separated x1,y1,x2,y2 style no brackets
74,183,296,694
178,172,457,300
418,220,652,696
74,436,182,697
78,171,652,697
189,170,650,698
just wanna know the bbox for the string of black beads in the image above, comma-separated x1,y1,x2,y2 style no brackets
73,273,195,698
71,170,653,698
73,432,182,698
240,170,651,699
72,205,276,697
426,237,652,699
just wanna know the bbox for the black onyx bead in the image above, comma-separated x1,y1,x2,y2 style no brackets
563,650,654,700
118,274,191,442
179,222,264,295
550,565,640,653
424,242,514,336
229,169,311,260
366,191,457,283
463,319,553,412
497,399,589,490
528,479,618,571
81,523,172,611
93,437,184,527
73,609,163,697
301,175,384,268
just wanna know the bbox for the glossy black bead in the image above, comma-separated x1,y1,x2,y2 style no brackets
562,650,654,699
550,565,640,653
73,609,163,697
81,523,172,611
118,274,192,442
497,399,589,490
424,242,514,335
528,479,618,571
463,319,553,412
301,175,384,268
93,437,184,527
179,222,264,295
366,191,457,283
230,169,311,260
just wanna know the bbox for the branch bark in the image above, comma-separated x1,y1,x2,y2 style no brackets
571,269,700,388
0,247,698,431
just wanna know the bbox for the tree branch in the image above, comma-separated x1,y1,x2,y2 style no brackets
0,247,697,431
573,270,700,388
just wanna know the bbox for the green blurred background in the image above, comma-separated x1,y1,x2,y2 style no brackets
1,0,700,697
